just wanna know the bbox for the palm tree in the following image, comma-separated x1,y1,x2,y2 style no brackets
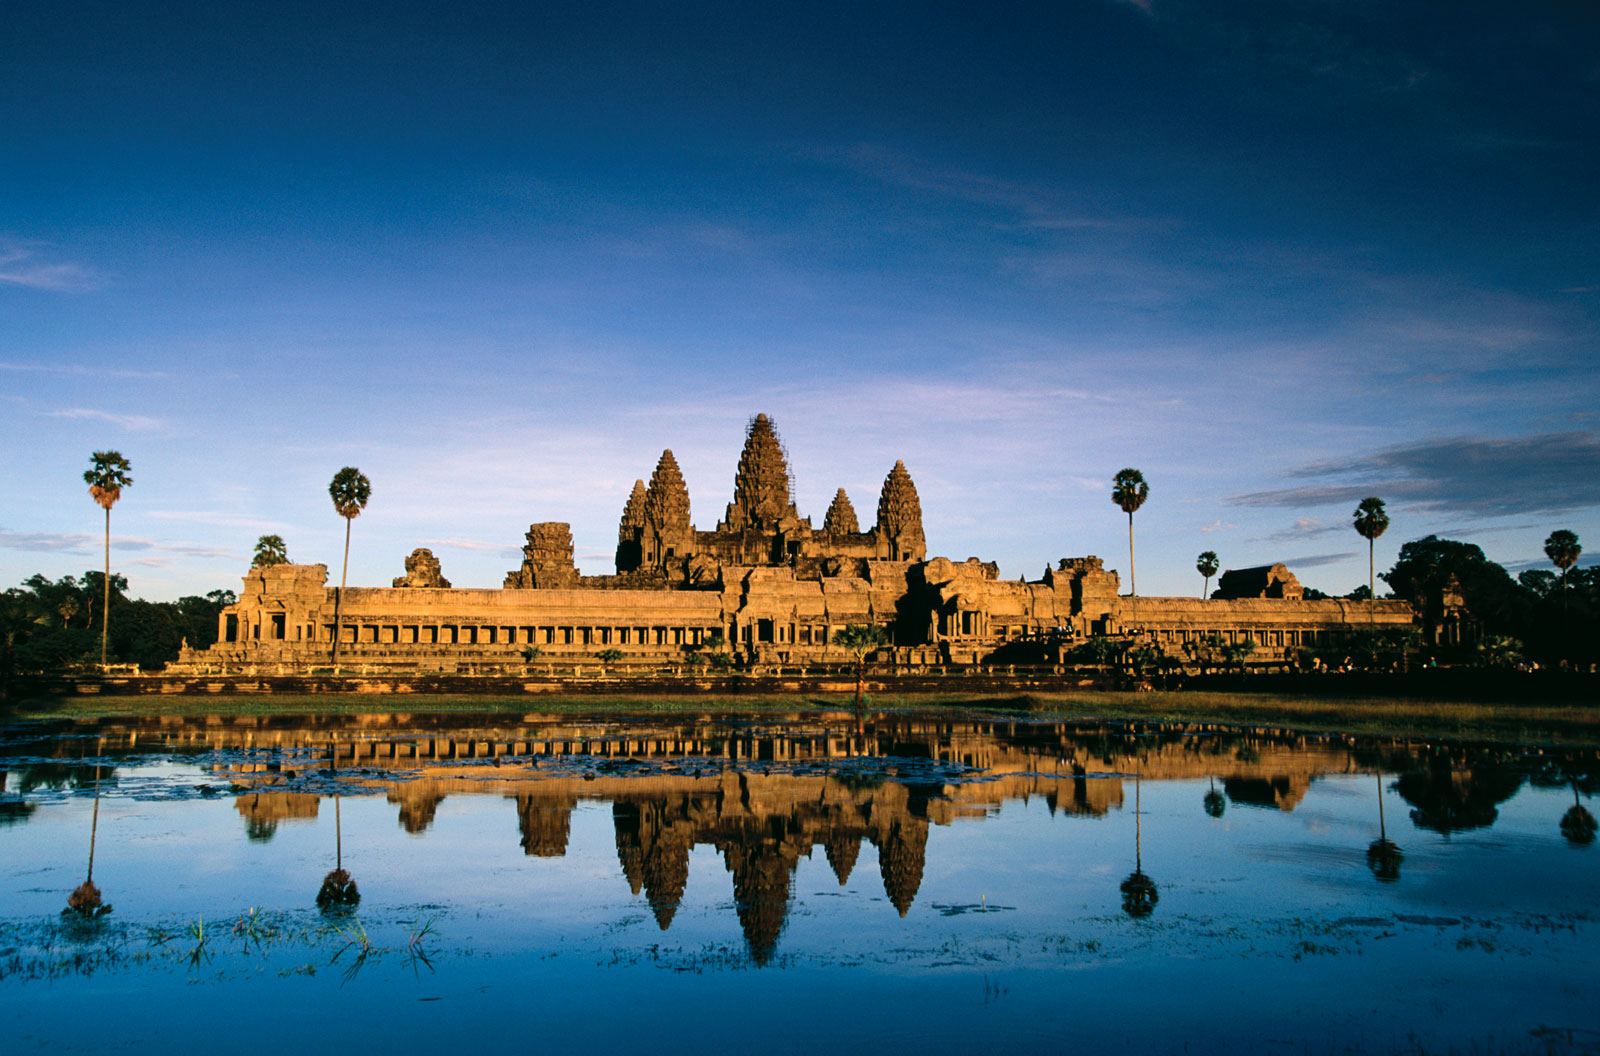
84,451,132,667
251,534,289,568
1196,550,1219,600
1352,497,1389,605
1544,529,1582,618
327,467,371,665
834,623,889,719
1111,469,1149,615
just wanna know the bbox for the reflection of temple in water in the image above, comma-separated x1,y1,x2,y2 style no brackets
10,713,1591,963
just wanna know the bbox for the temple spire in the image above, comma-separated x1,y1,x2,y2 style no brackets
645,450,691,534
725,413,795,532
620,479,647,528
615,479,649,573
643,450,694,569
823,488,859,534
874,460,926,562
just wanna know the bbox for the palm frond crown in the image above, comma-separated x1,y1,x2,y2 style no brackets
84,451,133,510
329,468,371,520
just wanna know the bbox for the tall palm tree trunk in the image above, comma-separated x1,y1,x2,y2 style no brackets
330,519,351,664
1127,511,1137,619
101,506,110,666
1376,770,1386,841
87,791,100,881
1368,537,1376,624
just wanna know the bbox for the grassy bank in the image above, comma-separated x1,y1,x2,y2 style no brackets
6,689,1596,744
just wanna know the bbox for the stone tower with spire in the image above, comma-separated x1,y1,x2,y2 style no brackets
873,460,927,562
641,450,694,571
615,479,648,573
822,488,859,535
610,413,926,578
722,413,798,533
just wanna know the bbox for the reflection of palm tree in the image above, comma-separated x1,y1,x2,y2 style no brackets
1121,771,1158,917
1560,783,1596,846
65,787,110,916
317,745,359,909
1203,775,1225,818
1366,771,1403,882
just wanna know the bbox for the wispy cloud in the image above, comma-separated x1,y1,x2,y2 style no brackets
828,144,1153,234
1225,431,1600,518
46,408,166,431
1,362,168,379
112,538,237,559
0,530,94,554
0,242,98,293
1199,519,1235,534
1253,517,1346,543
421,537,522,558
0,529,234,561
1279,551,1359,569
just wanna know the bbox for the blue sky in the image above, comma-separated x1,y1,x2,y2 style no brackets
3,0,1598,601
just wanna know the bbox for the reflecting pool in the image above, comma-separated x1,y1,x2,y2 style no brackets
2,711,1596,1055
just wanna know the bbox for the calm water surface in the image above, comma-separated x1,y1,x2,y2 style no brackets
2,710,1596,1055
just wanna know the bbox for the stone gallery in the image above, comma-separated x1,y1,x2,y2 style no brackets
175,414,1417,671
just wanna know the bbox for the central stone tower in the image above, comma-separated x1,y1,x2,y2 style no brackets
612,412,927,579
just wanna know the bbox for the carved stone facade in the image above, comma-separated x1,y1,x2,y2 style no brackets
393,548,450,589
505,522,580,590
173,413,1417,672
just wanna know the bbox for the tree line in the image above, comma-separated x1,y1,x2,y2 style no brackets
1116,476,1591,668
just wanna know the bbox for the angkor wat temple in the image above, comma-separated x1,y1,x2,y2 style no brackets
174,413,1420,672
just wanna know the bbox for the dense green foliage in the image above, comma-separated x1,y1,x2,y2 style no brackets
1,573,235,681
251,534,289,567
1380,534,1596,667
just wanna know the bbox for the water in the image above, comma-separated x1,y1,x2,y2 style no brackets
2,711,1596,1055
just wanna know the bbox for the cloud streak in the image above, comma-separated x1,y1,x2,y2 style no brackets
0,530,235,561
1277,551,1359,569
0,242,97,292
47,408,166,431
1226,432,1600,518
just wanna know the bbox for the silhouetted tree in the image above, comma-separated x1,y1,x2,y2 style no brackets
1382,535,1528,650
84,451,132,666
1545,530,1582,639
1353,497,1389,606
1203,775,1225,818
327,467,371,665
1518,569,1557,598
1196,550,1219,600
